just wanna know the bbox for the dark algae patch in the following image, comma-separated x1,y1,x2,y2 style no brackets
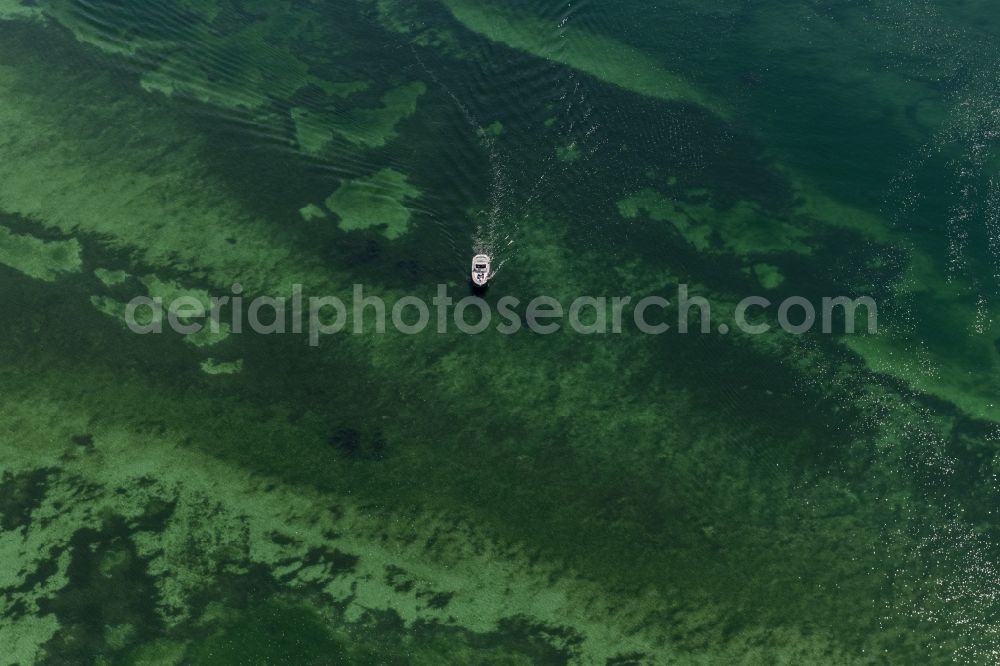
1,0,1000,663
37,517,163,664
0,469,53,531
184,601,347,665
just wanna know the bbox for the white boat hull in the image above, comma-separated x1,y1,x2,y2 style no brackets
471,254,492,287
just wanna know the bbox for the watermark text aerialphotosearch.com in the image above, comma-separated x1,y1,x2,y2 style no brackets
123,284,878,346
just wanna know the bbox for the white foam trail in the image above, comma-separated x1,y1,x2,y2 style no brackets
409,9,594,277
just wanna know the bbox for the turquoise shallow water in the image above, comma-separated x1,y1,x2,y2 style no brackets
0,0,999,663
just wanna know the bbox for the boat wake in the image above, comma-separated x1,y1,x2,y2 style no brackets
410,25,590,282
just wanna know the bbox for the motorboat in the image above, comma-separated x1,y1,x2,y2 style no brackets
471,253,492,287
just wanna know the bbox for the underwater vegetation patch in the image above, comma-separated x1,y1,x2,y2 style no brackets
324,168,422,239
0,225,82,282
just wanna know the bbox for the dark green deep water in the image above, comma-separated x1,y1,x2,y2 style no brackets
1,0,999,663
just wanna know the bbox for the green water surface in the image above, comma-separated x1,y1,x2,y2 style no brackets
0,0,998,663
